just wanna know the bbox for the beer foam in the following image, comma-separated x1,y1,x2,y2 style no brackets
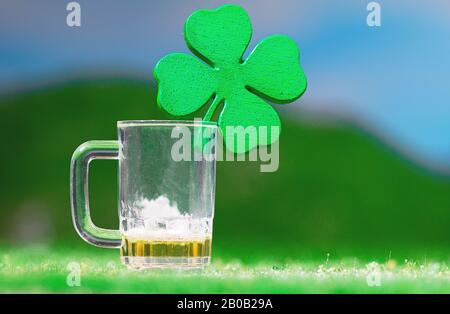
134,195,184,219
123,195,211,240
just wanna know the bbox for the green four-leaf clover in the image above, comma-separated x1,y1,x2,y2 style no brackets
154,4,307,153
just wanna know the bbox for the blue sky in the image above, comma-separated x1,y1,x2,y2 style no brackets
1,0,449,168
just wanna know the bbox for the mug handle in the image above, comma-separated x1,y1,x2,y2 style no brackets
70,140,121,248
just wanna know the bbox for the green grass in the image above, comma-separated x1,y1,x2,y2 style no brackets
1,246,449,293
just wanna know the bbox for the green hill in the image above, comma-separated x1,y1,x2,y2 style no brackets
0,80,449,262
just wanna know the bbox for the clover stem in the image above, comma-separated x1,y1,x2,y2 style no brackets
203,95,223,122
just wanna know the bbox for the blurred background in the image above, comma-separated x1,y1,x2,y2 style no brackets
0,0,449,262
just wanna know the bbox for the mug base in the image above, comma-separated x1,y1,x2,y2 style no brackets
121,256,211,269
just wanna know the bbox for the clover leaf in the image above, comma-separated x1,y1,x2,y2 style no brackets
154,4,307,153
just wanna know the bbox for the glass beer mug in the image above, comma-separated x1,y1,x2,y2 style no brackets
70,120,217,269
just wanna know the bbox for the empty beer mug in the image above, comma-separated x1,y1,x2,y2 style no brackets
70,120,217,269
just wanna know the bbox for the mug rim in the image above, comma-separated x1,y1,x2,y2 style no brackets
117,120,217,128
